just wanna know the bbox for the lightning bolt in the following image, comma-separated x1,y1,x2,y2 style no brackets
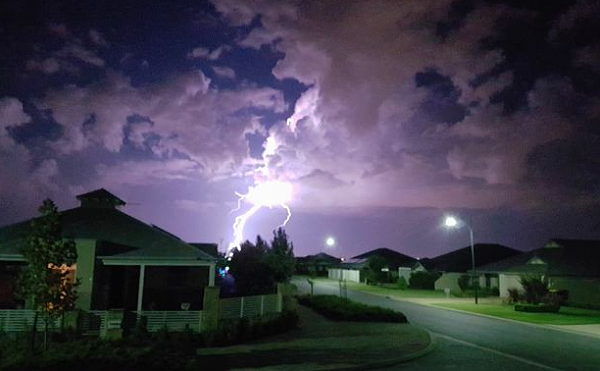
227,180,293,256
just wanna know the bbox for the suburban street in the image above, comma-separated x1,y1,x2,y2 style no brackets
293,279,600,371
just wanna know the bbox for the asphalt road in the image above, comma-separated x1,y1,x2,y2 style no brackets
293,279,600,371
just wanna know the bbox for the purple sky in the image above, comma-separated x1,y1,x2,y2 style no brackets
1,0,600,259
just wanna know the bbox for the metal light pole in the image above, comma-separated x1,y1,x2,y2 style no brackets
445,216,478,304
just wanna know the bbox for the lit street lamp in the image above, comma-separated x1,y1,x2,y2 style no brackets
444,216,478,304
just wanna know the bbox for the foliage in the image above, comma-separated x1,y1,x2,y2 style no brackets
16,199,79,347
506,288,522,304
458,274,481,291
397,276,408,290
409,271,438,290
265,228,295,283
514,303,560,313
363,255,389,284
519,275,550,305
229,229,295,296
297,294,408,323
229,237,274,295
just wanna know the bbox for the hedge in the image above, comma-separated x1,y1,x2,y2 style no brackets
514,303,560,313
297,295,407,323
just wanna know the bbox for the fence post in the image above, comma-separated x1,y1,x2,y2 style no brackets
277,283,297,312
101,309,124,340
260,295,265,315
240,297,245,318
202,286,220,332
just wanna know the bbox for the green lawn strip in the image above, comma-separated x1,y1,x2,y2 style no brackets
197,306,430,370
298,276,445,299
433,303,600,325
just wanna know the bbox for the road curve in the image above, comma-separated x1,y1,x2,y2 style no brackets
294,279,600,371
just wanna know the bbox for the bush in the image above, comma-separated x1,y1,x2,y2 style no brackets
397,277,408,290
297,295,407,323
409,271,438,290
514,303,560,313
507,288,522,304
519,275,549,304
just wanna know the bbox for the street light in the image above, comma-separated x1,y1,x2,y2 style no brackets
444,216,478,304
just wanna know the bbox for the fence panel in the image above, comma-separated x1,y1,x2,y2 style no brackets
137,311,202,332
0,310,61,332
219,294,280,319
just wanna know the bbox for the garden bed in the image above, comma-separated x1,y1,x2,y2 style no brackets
297,294,407,323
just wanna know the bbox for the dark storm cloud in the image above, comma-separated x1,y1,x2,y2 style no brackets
1,0,599,253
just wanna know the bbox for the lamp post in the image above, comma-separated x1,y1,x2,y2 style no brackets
444,216,478,304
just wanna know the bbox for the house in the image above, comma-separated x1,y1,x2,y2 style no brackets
329,247,417,283
477,239,600,307
296,252,341,276
0,189,217,312
426,243,521,293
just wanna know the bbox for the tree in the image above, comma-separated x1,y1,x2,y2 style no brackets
409,271,438,290
267,227,295,283
228,237,275,295
519,275,549,304
364,256,388,284
228,229,296,296
17,199,78,349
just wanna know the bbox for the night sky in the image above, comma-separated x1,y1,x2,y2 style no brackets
1,0,599,259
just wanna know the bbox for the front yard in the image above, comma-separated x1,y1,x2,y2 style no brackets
433,302,600,325
300,276,447,299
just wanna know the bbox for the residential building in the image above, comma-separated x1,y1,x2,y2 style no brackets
477,239,600,307
0,189,216,312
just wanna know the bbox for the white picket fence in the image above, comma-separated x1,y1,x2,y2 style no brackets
137,311,202,332
0,310,61,332
0,293,281,333
220,294,280,319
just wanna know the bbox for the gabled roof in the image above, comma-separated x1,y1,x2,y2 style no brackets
76,188,126,208
427,243,520,273
297,252,341,264
0,196,215,263
351,247,417,269
478,239,600,277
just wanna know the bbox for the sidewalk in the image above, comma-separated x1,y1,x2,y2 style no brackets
196,305,434,371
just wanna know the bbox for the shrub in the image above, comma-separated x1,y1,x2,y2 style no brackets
544,289,568,307
397,277,408,290
519,275,550,304
514,303,560,313
507,288,521,304
409,271,438,290
297,294,407,323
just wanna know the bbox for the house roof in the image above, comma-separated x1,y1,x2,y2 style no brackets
76,188,126,208
427,243,521,273
477,239,600,278
0,191,215,263
351,248,417,269
297,252,341,264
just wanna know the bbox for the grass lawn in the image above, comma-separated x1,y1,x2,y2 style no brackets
434,302,600,325
298,276,446,299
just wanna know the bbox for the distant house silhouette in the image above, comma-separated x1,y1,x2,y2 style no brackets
418,243,520,293
329,247,417,283
296,252,341,276
0,189,216,311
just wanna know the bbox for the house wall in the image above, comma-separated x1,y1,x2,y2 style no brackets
74,239,97,310
499,273,522,297
398,267,411,282
435,272,462,293
328,268,360,283
551,277,600,308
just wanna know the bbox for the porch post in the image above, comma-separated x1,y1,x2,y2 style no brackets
208,263,215,286
137,264,146,313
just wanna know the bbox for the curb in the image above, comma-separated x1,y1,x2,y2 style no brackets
322,328,437,371
426,303,600,341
